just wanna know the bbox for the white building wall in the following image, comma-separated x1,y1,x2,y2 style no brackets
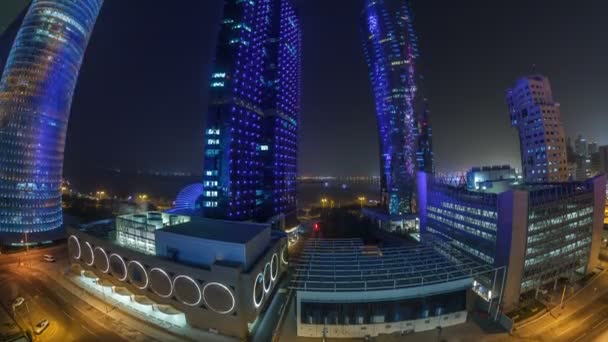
297,312,467,338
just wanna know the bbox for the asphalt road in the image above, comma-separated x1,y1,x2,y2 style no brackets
0,248,128,342
513,269,608,342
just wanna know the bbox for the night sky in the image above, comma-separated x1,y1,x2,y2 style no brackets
3,1,607,178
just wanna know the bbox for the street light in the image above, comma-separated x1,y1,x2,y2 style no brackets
321,198,328,208
358,196,366,209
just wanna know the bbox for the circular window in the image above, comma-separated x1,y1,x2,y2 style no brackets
68,235,81,259
109,253,127,281
263,263,272,293
281,246,288,265
253,273,264,308
83,242,94,266
203,282,235,314
150,268,173,298
127,261,148,289
173,275,202,306
271,253,279,281
93,247,109,273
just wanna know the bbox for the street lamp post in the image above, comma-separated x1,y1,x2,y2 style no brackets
358,196,366,210
560,284,567,309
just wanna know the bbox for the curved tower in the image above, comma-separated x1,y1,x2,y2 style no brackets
361,0,423,216
0,0,104,244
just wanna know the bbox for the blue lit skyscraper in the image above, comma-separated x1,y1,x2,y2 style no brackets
260,0,301,223
0,0,104,244
202,0,301,223
361,0,430,216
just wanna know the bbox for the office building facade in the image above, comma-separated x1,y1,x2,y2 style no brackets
202,0,301,223
68,214,287,339
260,0,301,222
418,172,606,311
507,75,568,183
292,239,485,338
361,0,432,216
0,0,104,244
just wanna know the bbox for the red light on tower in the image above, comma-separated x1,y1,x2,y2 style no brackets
314,223,319,231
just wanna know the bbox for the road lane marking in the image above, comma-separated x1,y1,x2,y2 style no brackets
82,324,99,337
573,333,587,342
593,317,608,329
62,310,75,320
558,308,608,336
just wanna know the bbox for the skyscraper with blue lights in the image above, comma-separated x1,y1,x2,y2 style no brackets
361,0,431,216
260,0,301,223
0,0,104,244
202,0,301,223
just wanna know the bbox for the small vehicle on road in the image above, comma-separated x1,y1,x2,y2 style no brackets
12,297,24,308
43,254,55,262
34,319,49,334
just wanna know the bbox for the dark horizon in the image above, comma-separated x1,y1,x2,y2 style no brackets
2,0,606,179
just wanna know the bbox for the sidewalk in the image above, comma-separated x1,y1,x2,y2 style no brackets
29,261,237,342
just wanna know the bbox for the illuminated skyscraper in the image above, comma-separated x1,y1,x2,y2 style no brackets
202,0,301,223
361,0,430,216
507,75,568,183
0,0,104,244
260,0,301,222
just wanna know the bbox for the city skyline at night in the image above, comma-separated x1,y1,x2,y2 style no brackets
0,1,604,182
0,1,606,341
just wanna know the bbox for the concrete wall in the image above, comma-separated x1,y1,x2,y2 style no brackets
244,228,272,271
588,174,607,273
155,230,246,269
297,311,467,338
496,190,528,312
416,171,429,233
67,227,286,340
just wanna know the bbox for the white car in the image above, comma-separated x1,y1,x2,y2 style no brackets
43,254,55,262
12,297,24,308
34,319,49,334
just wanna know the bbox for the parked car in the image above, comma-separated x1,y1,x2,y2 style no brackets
43,254,55,262
34,319,49,334
12,297,24,308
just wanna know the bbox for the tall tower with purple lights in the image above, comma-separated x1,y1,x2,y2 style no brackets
360,0,431,216
202,0,301,223
0,0,104,244
260,0,302,224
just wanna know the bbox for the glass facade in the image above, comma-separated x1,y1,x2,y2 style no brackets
301,291,466,325
116,212,190,255
425,183,499,265
521,183,595,292
421,173,601,301
202,0,301,221
261,0,301,219
0,0,103,241
360,0,432,215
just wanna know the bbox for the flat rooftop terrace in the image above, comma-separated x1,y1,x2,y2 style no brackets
155,218,269,244
291,238,494,292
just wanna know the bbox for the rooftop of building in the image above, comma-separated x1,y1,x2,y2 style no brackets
290,237,494,292
73,213,271,246
430,173,603,197
155,218,269,244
